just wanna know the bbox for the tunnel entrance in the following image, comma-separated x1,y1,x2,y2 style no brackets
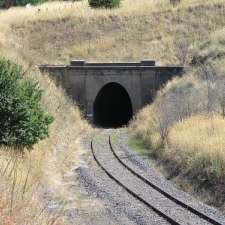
93,82,133,128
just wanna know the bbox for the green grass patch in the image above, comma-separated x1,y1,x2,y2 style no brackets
128,136,153,161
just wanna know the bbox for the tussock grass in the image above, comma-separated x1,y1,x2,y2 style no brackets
1,0,225,65
130,72,225,210
130,66,225,210
0,1,91,223
129,0,225,208
130,106,162,154
167,115,225,209
168,115,225,182
0,0,225,222
129,0,225,204
0,149,63,225
0,73,89,224
130,111,225,210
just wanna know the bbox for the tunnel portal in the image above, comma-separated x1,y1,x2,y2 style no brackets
39,59,184,128
93,82,133,128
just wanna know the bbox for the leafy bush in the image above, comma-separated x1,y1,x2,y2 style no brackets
14,0,45,6
0,0,4,8
88,0,120,8
0,58,53,150
0,0,46,8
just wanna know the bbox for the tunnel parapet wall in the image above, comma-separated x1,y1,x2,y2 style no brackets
39,60,184,119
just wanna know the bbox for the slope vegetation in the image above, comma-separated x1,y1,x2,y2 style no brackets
128,0,225,213
2,0,225,65
0,0,225,223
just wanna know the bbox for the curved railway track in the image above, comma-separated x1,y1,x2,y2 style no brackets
91,135,224,225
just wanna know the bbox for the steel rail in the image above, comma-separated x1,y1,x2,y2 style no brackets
91,139,181,225
108,136,222,225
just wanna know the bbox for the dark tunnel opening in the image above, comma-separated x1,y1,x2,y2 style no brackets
93,82,133,128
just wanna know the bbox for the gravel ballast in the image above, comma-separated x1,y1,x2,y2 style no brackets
68,129,225,225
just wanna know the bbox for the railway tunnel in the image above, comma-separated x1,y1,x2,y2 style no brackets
93,82,133,128
39,60,184,128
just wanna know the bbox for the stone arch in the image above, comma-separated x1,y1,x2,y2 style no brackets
93,82,133,128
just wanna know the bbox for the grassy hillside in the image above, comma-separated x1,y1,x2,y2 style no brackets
0,2,91,224
127,0,225,212
1,0,225,65
0,0,225,223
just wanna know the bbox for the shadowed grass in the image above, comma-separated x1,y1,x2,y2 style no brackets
0,0,225,222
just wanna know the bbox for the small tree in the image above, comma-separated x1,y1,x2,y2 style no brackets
153,101,170,144
88,0,120,8
0,58,53,150
199,62,217,114
221,83,225,118
14,0,45,6
170,0,181,7
175,39,192,66
2,0,14,8
0,0,46,8
216,80,225,118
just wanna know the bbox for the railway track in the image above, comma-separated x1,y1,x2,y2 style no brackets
91,135,224,225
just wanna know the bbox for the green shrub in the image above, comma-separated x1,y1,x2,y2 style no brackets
0,0,4,8
14,0,45,6
0,58,53,150
88,0,120,8
0,0,46,8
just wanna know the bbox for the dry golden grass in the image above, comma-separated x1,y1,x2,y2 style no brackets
130,106,162,153
130,68,225,209
0,149,62,225
0,0,225,222
0,1,92,222
167,115,225,209
1,0,225,65
168,115,225,180
0,73,89,224
130,110,225,209
128,0,225,208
